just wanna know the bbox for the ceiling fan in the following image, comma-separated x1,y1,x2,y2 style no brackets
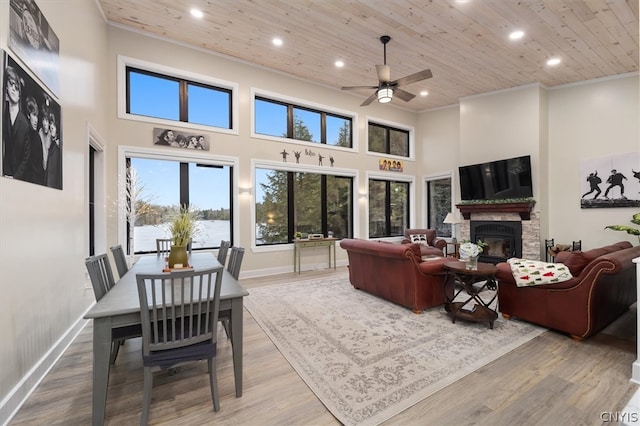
341,35,432,106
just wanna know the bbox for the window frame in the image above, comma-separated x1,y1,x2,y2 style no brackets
365,171,416,240
251,88,358,152
366,115,415,161
117,55,239,135
424,172,454,238
251,159,360,252
117,145,240,252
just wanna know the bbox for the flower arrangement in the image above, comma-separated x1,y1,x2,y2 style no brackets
169,204,200,247
459,239,488,259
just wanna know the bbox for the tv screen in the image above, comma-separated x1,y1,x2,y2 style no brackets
459,155,533,201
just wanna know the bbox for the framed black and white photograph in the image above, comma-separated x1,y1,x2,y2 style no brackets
580,152,640,209
8,0,60,96
153,127,210,151
2,51,63,189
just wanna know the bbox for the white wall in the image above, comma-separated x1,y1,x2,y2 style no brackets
548,74,640,248
0,0,109,422
105,27,421,276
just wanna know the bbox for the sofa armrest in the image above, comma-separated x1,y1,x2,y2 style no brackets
400,238,412,245
432,238,447,250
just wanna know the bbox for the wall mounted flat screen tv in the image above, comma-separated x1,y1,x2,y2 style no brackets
459,155,533,201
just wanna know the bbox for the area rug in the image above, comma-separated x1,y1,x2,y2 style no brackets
244,275,545,426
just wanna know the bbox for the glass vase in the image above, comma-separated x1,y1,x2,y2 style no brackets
466,256,478,270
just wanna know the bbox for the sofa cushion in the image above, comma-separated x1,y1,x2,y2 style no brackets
410,234,428,245
557,251,590,276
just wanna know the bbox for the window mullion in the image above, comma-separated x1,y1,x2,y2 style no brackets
179,81,188,122
180,162,189,207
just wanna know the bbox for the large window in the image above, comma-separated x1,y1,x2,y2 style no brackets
426,176,453,237
368,122,410,157
255,168,353,245
125,157,233,254
127,67,232,129
368,179,410,238
255,97,352,147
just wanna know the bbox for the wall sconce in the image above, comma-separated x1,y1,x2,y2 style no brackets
239,187,252,196
358,192,368,200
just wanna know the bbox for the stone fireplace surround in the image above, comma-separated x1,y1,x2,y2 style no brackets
458,211,541,261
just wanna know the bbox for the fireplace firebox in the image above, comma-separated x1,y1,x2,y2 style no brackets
470,221,522,264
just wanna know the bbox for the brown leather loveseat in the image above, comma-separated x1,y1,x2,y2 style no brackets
496,241,639,340
340,238,451,313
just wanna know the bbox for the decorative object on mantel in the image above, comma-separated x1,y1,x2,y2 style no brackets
167,204,200,268
605,212,640,244
456,197,536,220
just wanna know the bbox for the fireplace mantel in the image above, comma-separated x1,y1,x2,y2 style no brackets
456,200,536,220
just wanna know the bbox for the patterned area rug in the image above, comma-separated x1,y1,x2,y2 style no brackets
244,275,545,426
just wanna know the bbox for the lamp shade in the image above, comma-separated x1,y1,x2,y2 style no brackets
377,87,393,103
443,212,458,224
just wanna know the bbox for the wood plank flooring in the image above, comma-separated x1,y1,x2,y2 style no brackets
9,267,639,425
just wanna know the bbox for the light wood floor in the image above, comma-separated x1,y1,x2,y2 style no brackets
10,267,639,425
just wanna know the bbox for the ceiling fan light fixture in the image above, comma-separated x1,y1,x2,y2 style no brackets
377,87,393,103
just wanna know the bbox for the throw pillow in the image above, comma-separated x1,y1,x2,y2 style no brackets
559,251,590,276
410,234,428,246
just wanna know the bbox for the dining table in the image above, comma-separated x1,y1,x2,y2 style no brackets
84,252,249,426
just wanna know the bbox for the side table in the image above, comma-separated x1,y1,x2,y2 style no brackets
443,261,498,329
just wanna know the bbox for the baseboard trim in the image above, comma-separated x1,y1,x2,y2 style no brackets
0,308,91,426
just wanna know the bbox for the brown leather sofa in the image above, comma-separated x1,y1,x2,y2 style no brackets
495,241,639,340
400,229,446,257
340,238,452,313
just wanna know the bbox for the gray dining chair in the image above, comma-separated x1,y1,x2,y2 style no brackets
110,244,129,278
217,240,231,267
155,238,172,256
220,246,244,339
85,253,141,364
226,246,245,280
136,266,224,424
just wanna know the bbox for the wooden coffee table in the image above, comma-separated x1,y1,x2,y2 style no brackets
443,261,498,329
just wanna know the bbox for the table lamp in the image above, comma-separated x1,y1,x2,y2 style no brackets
443,212,460,243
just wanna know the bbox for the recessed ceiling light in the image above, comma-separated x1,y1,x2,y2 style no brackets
335,60,344,68
272,37,283,46
420,90,429,96
190,8,204,19
547,57,561,66
509,30,524,40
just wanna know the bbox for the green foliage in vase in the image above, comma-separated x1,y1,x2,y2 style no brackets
169,204,200,247
457,197,535,205
605,212,640,243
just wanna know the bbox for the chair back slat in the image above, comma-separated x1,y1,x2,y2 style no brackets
226,246,245,280
110,244,129,278
156,239,172,256
85,253,116,302
217,240,231,266
136,266,223,356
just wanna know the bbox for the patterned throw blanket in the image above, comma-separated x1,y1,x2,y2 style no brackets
507,258,573,287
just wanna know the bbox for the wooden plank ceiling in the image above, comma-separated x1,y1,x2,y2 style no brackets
98,0,639,111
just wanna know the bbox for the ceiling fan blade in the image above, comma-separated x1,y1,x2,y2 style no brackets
342,85,379,90
376,64,391,82
360,91,379,106
393,87,416,102
391,69,432,87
